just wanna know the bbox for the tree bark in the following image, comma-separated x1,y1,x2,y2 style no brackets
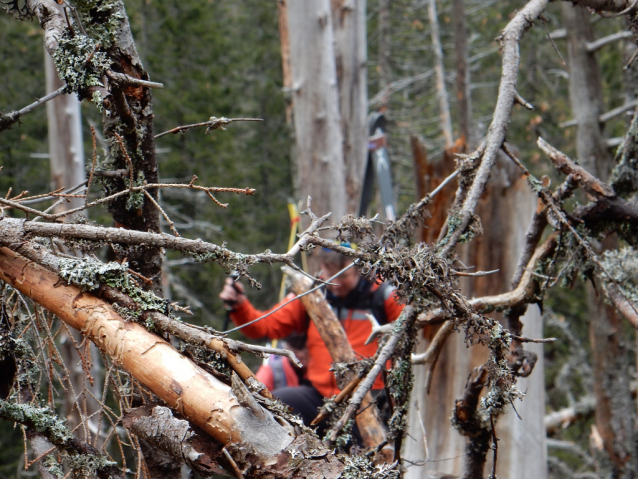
405,152,547,479
287,0,347,231
428,0,454,148
452,0,472,144
331,0,368,214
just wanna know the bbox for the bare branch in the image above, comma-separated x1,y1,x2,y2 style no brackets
437,0,549,255
105,70,164,89
0,86,67,133
587,30,633,51
560,99,638,128
155,117,263,139
26,0,66,55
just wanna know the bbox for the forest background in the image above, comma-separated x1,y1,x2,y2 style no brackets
0,0,635,477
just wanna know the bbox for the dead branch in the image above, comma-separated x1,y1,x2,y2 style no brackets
437,0,549,256
566,0,632,13
0,398,124,479
545,395,596,434
26,0,66,55
0,86,66,133
604,282,638,329
324,306,417,446
155,117,263,139
538,137,615,198
411,321,455,365
144,311,275,397
105,70,164,89
452,366,490,479
560,99,638,127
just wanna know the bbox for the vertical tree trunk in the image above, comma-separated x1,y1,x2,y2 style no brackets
451,0,472,144
45,53,85,213
377,0,392,110
562,4,637,476
287,0,347,229
331,0,368,214
427,0,454,149
101,2,163,294
405,145,547,479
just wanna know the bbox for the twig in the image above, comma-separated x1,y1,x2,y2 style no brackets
452,268,499,277
414,401,429,462
0,87,67,133
509,334,557,343
411,320,455,365
5,182,255,220
311,375,362,426
113,133,135,190
105,70,164,89
143,190,180,237
154,117,263,139
489,415,498,479
224,339,302,368
324,306,417,445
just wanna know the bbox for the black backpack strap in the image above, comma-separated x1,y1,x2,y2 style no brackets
370,282,392,326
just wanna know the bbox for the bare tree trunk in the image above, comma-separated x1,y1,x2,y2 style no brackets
45,47,106,448
287,0,347,233
451,0,472,145
427,0,454,148
404,147,547,479
562,4,637,476
44,53,85,213
331,0,368,214
277,0,294,125
378,0,392,110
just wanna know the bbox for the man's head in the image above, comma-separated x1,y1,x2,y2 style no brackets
317,246,361,298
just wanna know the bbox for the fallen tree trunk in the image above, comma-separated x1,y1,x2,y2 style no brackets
0,247,351,478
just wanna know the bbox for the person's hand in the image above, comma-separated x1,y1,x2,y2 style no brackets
219,277,246,309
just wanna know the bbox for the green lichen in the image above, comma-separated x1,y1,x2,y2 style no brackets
338,455,400,479
69,0,125,49
91,90,104,111
58,256,169,317
43,455,65,479
600,247,638,303
52,32,111,95
526,174,544,193
179,343,232,378
0,400,73,444
438,212,483,247
124,172,145,211
59,257,127,291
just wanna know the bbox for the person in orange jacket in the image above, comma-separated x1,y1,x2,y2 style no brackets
220,246,404,429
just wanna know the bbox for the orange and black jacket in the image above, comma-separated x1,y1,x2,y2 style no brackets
230,280,404,397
